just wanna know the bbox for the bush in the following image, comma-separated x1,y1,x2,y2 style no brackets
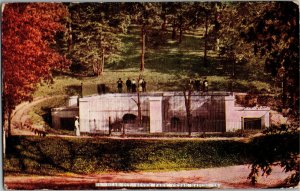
248,132,299,186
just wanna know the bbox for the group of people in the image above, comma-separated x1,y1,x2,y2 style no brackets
188,77,209,92
117,77,208,93
117,77,147,93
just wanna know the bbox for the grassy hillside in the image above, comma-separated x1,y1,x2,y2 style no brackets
34,28,274,98
29,28,276,130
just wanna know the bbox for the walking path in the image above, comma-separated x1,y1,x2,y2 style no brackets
4,165,293,189
10,96,64,135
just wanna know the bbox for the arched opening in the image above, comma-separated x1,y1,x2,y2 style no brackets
122,113,137,124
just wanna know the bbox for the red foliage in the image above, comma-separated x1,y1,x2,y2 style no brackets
2,3,69,112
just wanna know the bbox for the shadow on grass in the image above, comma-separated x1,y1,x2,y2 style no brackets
107,32,221,76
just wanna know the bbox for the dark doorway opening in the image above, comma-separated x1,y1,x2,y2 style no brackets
60,118,75,131
244,118,261,130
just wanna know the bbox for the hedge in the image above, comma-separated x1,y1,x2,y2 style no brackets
4,133,298,175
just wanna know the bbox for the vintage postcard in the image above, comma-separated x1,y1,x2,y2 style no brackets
2,1,299,189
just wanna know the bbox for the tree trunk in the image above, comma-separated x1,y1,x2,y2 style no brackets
204,13,208,67
140,25,145,71
137,91,142,126
282,79,287,108
161,13,167,31
2,101,5,156
232,57,236,78
101,48,105,75
179,25,183,44
68,23,72,52
7,109,11,137
92,63,98,76
97,30,104,76
183,89,192,136
172,19,177,40
216,38,220,51
292,91,297,112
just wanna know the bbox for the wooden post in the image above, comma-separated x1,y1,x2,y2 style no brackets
241,117,244,134
108,116,111,136
122,123,125,137
81,82,83,98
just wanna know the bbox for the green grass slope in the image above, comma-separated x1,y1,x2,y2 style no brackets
34,28,274,98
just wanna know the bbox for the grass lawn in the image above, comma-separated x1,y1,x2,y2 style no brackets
33,70,272,98
4,136,249,175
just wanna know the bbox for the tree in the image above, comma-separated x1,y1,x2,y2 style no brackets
131,75,143,127
248,127,299,187
188,2,220,67
244,2,299,112
2,3,69,136
183,79,194,136
244,2,299,186
68,3,129,76
160,2,190,43
216,2,268,76
125,2,162,71
219,2,300,186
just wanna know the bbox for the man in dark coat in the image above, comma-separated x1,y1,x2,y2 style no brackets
126,78,132,92
117,78,123,93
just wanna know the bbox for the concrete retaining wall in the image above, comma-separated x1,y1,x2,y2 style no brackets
52,92,270,133
51,107,79,129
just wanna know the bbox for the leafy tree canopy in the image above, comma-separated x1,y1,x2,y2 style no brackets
2,3,69,135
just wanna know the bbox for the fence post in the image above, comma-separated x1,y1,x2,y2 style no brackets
109,117,111,136
241,117,244,133
122,123,125,137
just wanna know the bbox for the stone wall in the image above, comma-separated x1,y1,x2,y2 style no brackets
225,95,270,132
51,107,79,129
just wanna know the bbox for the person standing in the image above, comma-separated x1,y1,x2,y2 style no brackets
203,77,208,92
188,79,194,90
131,79,137,92
138,78,143,92
141,78,146,92
126,77,132,93
74,116,80,136
117,78,123,93
194,78,201,91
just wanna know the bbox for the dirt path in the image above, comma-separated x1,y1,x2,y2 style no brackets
4,165,293,189
10,96,64,135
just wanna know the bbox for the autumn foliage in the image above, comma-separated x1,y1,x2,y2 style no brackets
2,3,69,135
